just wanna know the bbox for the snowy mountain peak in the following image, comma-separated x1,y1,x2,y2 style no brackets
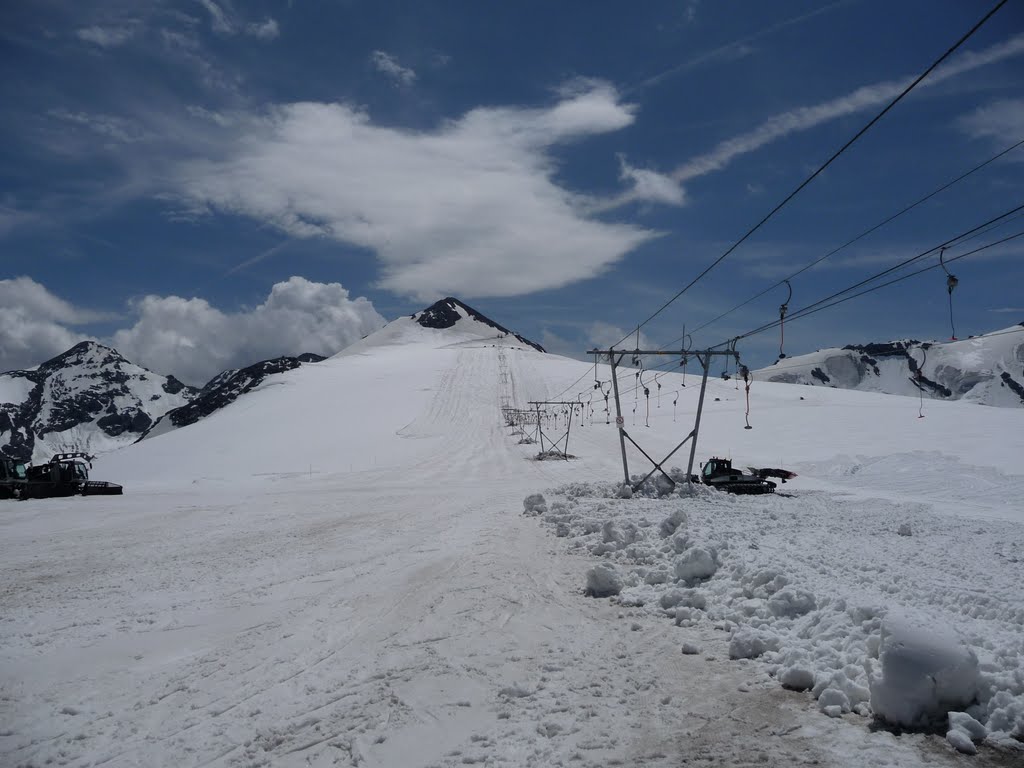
412,297,545,352
0,342,199,462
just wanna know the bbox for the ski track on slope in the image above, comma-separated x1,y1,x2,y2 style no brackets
2,339,1023,767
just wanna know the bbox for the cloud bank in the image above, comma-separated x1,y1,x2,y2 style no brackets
172,81,657,301
0,277,385,386
0,277,109,372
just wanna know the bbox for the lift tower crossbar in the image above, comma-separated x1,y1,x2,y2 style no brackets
587,348,738,491
526,400,583,460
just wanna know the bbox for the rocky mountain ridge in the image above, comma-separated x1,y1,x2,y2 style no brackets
755,323,1024,408
413,297,546,353
0,342,197,462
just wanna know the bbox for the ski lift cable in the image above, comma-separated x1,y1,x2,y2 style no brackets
722,205,1024,345
610,0,1011,351
673,203,1024,359
674,135,1024,346
729,228,1024,347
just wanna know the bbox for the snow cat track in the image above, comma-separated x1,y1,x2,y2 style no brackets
719,480,776,495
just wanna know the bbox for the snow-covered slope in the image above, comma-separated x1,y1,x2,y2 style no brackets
140,353,325,441
4,308,1024,767
0,341,196,462
756,324,1024,407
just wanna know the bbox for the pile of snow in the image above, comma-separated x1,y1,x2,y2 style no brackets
870,617,980,729
527,480,1024,753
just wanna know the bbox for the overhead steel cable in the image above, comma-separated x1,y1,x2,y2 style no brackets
681,136,1024,343
613,0,1011,350
763,230,1024,332
728,225,1024,345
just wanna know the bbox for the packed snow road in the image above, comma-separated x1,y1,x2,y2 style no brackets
2,328,1023,767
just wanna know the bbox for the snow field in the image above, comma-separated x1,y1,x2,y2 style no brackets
5,318,1024,767
528,477,1024,755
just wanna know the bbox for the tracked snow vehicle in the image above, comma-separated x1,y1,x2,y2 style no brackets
0,457,28,499
23,452,123,499
700,457,777,495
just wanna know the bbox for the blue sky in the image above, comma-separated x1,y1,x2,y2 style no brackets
2,0,1023,384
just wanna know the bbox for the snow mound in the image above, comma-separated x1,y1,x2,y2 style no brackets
869,616,980,730
585,563,623,597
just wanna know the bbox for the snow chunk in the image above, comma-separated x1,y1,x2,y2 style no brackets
602,520,638,548
767,588,817,618
729,627,780,660
658,508,687,538
523,493,547,516
680,642,701,655
674,547,718,585
869,617,980,729
585,563,623,598
945,727,976,754
897,523,912,537
818,687,851,715
498,684,533,699
946,711,986,753
779,666,816,691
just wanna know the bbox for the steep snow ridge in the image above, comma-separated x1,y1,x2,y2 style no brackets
0,342,196,462
756,324,1024,407
141,353,326,441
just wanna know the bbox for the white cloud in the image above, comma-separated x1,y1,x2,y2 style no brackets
958,98,1024,146
587,322,654,352
76,25,137,47
605,32,1024,210
0,277,385,385
370,50,416,86
112,277,385,385
0,277,109,372
669,33,1024,185
198,0,233,34
618,157,686,206
246,18,279,40
171,82,656,300
48,108,145,143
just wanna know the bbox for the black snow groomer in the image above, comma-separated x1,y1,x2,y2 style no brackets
700,457,777,495
0,457,28,499
24,452,123,499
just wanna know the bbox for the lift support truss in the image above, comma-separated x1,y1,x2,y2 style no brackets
588,348,738,491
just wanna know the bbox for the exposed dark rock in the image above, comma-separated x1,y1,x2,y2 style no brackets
297,352,326,364
1001,372,1024,403
811,367,831,384
413,297,546,353
97,409,153,437
162,375,189,395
